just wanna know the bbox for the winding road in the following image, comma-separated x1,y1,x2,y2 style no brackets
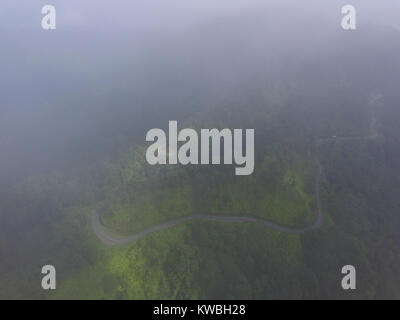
92,113,378,246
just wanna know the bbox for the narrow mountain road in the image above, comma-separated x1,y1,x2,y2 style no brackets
92,115,378,246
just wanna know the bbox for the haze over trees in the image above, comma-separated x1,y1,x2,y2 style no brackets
1,0,400,299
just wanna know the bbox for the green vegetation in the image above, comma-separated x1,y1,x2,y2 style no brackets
98,143,316,234
1,82,400,299
51,221,304,299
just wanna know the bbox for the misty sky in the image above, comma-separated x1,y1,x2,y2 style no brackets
1,0,400,180
1,1,400,30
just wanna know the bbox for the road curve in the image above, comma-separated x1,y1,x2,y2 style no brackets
92,116,378,246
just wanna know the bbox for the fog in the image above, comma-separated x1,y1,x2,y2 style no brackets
2,0,400,300
1,0,400,180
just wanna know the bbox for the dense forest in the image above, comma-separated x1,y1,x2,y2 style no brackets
1,1,400,299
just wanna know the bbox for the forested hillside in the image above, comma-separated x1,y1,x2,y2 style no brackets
1,2,400,299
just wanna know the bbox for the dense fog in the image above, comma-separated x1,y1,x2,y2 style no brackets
1,0,399,180
1,0,400,300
